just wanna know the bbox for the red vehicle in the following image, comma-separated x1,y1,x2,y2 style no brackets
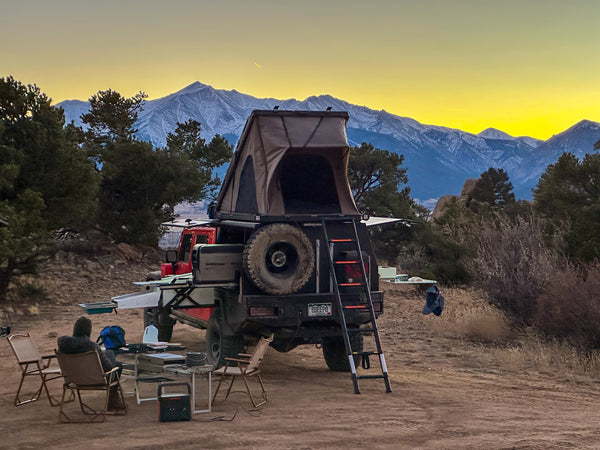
160,225,217,278
145,223,218,327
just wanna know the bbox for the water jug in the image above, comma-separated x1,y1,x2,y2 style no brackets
143,324,159,343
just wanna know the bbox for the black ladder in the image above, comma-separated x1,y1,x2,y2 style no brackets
321,218,392,394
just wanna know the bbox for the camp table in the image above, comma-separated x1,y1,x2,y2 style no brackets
163,364,213,414
115,343,186,404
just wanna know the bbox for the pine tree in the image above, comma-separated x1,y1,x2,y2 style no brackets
0,77,99,295
83,93,233,245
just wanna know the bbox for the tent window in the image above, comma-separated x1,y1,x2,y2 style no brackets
280,154,341,214
235,156,258,214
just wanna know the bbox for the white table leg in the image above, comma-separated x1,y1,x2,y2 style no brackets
192,371,212,414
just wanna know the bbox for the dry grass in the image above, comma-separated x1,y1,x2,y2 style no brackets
501,336,600,379
424,286,600,379
427,287,511,342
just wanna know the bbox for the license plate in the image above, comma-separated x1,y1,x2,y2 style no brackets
308,303,332,317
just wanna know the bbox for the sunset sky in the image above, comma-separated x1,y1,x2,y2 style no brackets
2,0,599,140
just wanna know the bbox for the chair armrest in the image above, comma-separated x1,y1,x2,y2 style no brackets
41,354,56,369
105,366,120,383
18,359,40,364
224,357,250,364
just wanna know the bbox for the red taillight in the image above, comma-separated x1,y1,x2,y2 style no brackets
343,261,369,284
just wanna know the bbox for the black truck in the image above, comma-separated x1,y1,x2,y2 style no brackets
129,110,388,371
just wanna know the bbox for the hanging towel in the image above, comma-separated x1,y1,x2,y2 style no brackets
422,285,444,316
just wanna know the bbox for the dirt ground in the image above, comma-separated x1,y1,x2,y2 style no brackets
2,253,600,449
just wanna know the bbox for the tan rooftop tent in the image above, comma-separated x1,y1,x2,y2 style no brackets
215,110,360,221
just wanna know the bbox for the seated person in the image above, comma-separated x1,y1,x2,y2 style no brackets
57,316,124,411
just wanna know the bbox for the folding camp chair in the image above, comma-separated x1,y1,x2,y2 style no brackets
212,333,274,408
55,350,127,423
8,333,62,406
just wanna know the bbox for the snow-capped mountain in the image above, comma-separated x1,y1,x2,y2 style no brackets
478,128,514,140
58,82,600,203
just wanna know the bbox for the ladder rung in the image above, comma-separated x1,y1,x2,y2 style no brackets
339,283,363,287
347,328,374,333
330,238,355,243
355,351,380,356
334,260,359,264
357,375,385,380
344,304,369,309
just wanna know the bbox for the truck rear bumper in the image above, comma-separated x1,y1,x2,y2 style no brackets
239,291,383,329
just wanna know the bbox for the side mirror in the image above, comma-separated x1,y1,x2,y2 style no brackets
165,249,178,263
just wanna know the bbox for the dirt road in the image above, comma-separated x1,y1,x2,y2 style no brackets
2,270,600,449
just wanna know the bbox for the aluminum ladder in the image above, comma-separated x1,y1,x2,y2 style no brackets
321,218,392,394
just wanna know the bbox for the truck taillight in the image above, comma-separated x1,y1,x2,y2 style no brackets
249,306,277,317
343,261,369,284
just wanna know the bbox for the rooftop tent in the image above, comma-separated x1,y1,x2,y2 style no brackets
215,110,360,220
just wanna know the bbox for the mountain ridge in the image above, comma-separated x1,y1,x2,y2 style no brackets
57,82,600,204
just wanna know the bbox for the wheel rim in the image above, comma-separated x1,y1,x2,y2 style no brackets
265,242,298,275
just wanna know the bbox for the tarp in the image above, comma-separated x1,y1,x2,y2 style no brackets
215,110,360,220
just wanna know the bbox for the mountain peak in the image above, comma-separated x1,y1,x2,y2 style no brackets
478,128,514,140
569,119,600,132
546,119,600,142
178,81,210,93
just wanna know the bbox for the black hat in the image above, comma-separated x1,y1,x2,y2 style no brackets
73,317,92,337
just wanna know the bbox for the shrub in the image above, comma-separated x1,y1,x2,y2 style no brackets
472,214,562,323
409,221,473,285
395,243,429,277
534,263,600,350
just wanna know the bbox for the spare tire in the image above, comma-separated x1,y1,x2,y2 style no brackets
243,223,314,295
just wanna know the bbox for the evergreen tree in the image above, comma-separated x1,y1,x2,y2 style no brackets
81,89,147,144
347,142,416,264
470,167,515,209
0,77,99,295
165,119,232,200
83,92,232,245
534,151,600,261
348,142,410,216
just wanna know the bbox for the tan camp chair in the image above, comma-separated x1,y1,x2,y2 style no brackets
55,350,127,422
212,333,274,408
8,333,62,406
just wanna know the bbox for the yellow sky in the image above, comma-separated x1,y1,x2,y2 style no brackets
2,0,599,140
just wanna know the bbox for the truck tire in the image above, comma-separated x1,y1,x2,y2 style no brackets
206,309,245,368
157,324,174,342
243,223,314,295
322,333,363,372
144,308,175,342
143,308,153,328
